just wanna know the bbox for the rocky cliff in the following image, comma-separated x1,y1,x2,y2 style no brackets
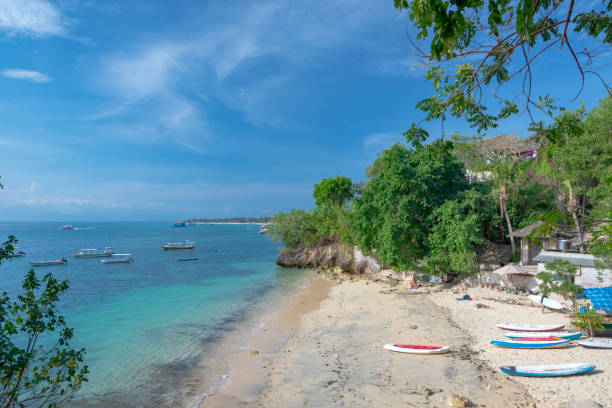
276,242,381,276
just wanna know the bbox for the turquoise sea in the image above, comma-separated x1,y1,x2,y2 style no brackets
0,222,309,407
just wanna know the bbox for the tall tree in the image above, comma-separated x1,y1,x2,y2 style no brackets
313,176,353,207
393,0,611,145
351,142,467,270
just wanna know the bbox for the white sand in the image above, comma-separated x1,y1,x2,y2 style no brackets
256,280,535,407
430,286,611,408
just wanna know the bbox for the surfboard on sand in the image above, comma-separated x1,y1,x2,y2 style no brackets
383,344,450,354
528,295,566,310
500,363,595,377
496,323,565,332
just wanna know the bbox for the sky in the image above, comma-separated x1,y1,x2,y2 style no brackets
0,0,609,221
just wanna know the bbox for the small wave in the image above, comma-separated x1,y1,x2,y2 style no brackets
193,368,233,408
73,226,97,230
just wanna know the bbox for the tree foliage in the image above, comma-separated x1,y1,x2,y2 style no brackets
0,243,88,408
313,176,353,207
351,142,467,270
393,0,611,145
536,259,583,311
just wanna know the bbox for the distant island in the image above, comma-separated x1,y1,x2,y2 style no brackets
187,217,271,224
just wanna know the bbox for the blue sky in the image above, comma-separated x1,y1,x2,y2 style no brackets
0,0,609,221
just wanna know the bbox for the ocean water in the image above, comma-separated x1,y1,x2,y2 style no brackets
0,222,309,407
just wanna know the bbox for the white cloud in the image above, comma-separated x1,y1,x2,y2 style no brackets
28,181,39,191
363,132,402,149
0,0,64,37
2,68,51,82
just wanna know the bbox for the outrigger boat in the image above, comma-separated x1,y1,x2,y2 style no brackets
162,240,195,250
73,247,113,258
8,247,26,257
29,258,68,266
101,254,134,264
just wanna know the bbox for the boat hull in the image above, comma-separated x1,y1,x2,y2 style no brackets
29,261,67,266
500,363,595,377
383,344,450,354
496,323,565,332
162,246,194,250
491,339,569,348
74,253,113,258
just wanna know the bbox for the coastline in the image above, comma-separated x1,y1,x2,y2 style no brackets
193,274,610,408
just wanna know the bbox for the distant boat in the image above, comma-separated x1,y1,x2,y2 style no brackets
162,240,195,250
173,221,188,227
74,247,113,258
60,225,74,231
101,254,134,264
30,258,68,266
259,225,268,234
178,257,198,261
8,247,26,257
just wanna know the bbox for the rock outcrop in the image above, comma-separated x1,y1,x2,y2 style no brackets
276,242,381,276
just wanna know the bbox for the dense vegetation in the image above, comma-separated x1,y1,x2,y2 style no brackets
0,238,88,408
270,95,612,276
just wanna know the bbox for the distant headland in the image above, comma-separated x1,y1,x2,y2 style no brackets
187,217,271,224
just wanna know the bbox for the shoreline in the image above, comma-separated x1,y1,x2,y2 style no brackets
191,274,332,407
193,274,610,408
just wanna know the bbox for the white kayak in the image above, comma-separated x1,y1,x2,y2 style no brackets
528,295,566,310
578,338,612,349
500,363,595,377
504,331,582,340
496,323,565,332
383,344,450,354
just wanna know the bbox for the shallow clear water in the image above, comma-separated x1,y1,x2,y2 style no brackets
0,222,306,406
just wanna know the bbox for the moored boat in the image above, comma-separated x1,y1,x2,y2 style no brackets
73,247,113,258
178,257,198,261
499,363,595,377
8,247,26,257
29,258,68,266
172,221,187,227
101,254,134,264
162,240,195,250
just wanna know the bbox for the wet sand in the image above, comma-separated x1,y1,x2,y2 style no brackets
199,277,536,407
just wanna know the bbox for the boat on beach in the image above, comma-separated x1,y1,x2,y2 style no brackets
500,363,595,377
101,254,134,264
383,344,450,354
577,338,612,349
74,247,113,258
162,241,195,250
505,331,582,340
496,323,565,332
491,338,570,348
29,258,68,266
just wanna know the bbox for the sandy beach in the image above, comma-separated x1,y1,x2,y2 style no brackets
197,275,610,408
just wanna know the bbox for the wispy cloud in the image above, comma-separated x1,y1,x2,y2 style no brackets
0,0,65,37
2,68,51,82
363,132,403,149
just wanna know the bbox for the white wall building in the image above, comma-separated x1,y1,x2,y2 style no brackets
533,251,612,288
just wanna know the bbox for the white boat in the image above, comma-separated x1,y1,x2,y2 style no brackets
73,247,113,258
496,323,565,332
578,338,612,349
504,331,582,340
101,254,134,264
500,363,595,377
162,240,195,250
528,295,566,310
383,344,450,354
30,258,68,266
60,224,74,231
8,247,26,257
